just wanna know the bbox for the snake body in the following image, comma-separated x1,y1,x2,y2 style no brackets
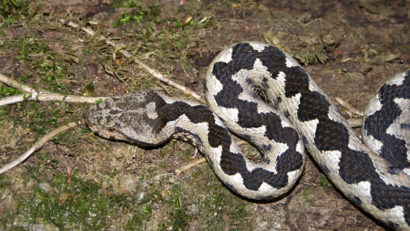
85,42,410,229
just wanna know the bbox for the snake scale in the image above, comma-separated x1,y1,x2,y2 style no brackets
85,42,410,229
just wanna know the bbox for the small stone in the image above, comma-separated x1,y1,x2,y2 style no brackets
39,183,52,193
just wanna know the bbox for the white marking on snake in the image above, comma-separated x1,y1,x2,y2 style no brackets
229,172,245,188
365,94,382,116
280,117,293,129
300,119,319,141
210,145,223,167
145,102,158,119
275,71,286,91
217,47,233,64
284,53,300,68
308,76,322,93
387,98,410,141
363,134,383,155
219,107,239,123
384,206,406,227
249,41,268,52
257,182,277,195
207,75,224,95
386,72,406,86
323,150,341,167
348,135,364,152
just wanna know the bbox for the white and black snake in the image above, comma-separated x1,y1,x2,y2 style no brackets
85,42,410,230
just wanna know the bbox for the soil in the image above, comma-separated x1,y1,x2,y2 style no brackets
0,0,408,230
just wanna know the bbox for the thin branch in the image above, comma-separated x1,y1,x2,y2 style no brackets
0,95,27,106
334,97,364,128
61,20,204,102
175,157,206,175
0,72,106,173
347,118,363,128
0,72,36,93
0,92,107,106
0,73,107,106
0,121,82,174
335,97,363,117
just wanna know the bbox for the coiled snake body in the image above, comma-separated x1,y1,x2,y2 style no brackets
85,42,410,229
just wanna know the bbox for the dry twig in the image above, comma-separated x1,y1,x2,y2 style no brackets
175,158,207,175
335,97,364,128
0,72,104,174
347,118,363,128
0,73,106,106
0,122,81,174
335,97,363,117
62,20,204,102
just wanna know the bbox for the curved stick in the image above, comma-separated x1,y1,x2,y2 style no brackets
0,121,81,174
62,20,204,102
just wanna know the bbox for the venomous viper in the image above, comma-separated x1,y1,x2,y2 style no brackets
85,42,409,229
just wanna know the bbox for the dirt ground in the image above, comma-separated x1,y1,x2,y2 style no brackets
0,0,408,230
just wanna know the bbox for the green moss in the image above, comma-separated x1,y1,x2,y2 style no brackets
5,35,75,94
0,174,10,190
16,36,49,60
83,83,95,96
111,0,161,27
18,173,99,229
0,0,34,26
164,185,189,230
23,102,72,137
295,49,329,65
125,206,152,231
0,85,20,96
319,175,328,188
96,1,215,89
11,172,149,230
186,168,250,229
302,188,309,198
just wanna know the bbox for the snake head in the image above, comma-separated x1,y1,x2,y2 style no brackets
84,90,170,146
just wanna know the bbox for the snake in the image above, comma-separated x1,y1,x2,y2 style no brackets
85,42,410,230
